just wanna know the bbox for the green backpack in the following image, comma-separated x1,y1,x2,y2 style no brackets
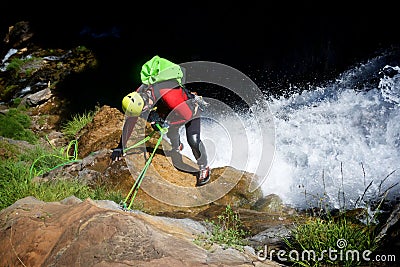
140,55,183,86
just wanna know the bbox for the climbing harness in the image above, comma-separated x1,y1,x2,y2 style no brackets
120,124,168,211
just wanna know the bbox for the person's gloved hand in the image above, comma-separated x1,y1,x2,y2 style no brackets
193,95,209,111
148,111,168,132
110,147,124,161
151,121,168,134
151,122,161,131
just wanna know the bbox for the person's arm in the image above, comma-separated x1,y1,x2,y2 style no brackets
120,116,138,149
111,116,138,161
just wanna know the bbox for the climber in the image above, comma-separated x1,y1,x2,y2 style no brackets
110,55,210,186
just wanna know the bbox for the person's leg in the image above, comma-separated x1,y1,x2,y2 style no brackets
185,118,207,166
166,125,182,152
166,125,187,170
185,118,210,186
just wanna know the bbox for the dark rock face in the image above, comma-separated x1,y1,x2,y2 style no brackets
1,21,33,51
0,21,97,103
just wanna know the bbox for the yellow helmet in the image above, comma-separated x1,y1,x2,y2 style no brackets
122,92,144,117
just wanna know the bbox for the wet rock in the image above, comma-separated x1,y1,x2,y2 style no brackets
248,224,293,251
212,167,263,209
375,201,400,257
252,194,285,213
25,87,52,106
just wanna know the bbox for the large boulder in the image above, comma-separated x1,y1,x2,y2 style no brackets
0,196,281,267
77,105,124,158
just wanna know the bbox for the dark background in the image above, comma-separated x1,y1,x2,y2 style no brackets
2,1,400,110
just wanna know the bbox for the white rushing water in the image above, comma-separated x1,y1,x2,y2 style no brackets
182,56,400,210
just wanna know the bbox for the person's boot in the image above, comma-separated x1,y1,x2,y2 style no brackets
197,165,210,186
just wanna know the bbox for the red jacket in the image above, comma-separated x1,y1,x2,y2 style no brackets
137,81,196,125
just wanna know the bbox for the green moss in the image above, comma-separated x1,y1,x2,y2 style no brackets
37,115,49,126
76,46,89,52
1,84,19,100
25,67,35,77
0,108,37,144
6,56,43,78
11,97,22,107
0,141,20,160
6,58,25,72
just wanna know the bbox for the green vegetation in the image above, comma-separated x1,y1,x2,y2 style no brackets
11,97,22,107
0,141,122,210
195,204,250,251
0,141,19,159
61,108,98,139
283,215,377,267
0,108,37,144
6,57,26,71
76,45,89,52
1,84,19,100
6,56,43,77
37,114,49,127
0,107,122,211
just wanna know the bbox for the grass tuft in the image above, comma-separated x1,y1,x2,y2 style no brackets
61,108,97,139
195,204,250,251
282,215,378,267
